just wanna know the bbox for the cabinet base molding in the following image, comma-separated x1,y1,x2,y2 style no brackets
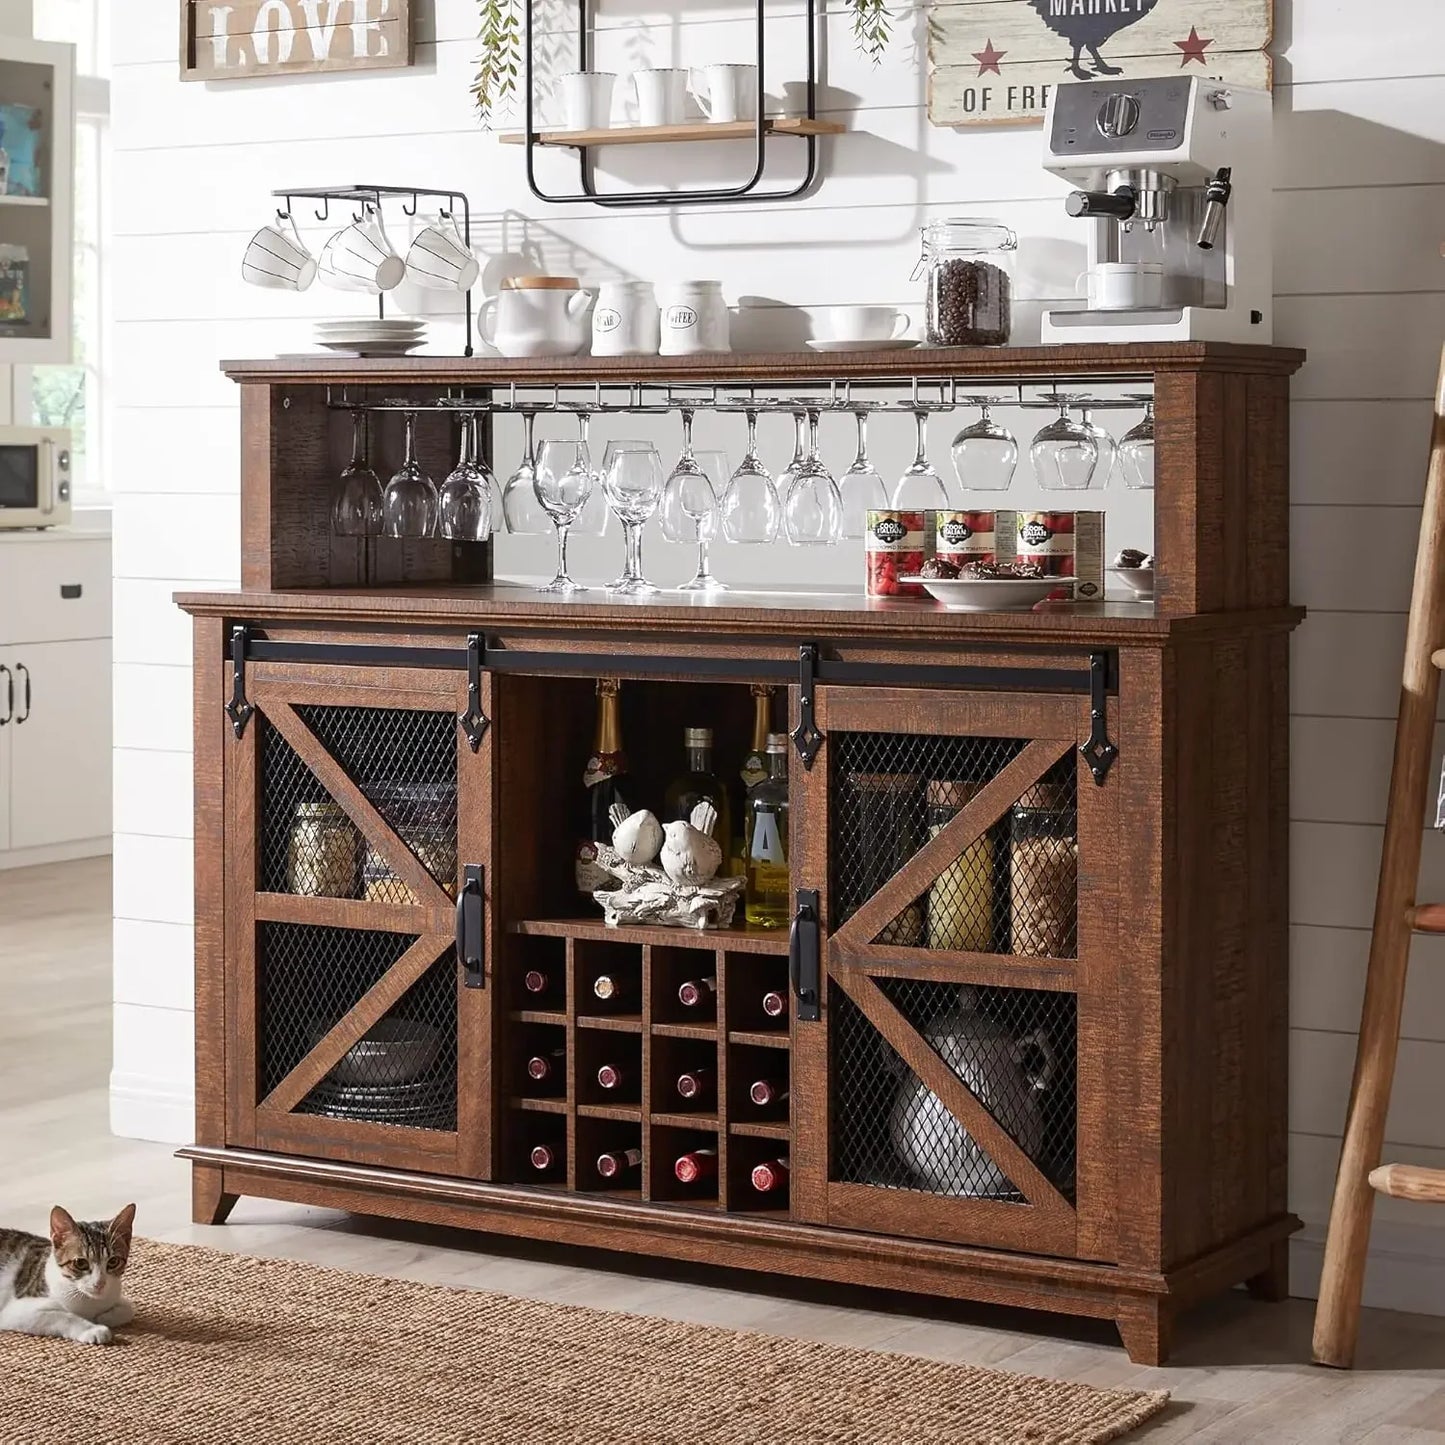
179,1146,1298,1365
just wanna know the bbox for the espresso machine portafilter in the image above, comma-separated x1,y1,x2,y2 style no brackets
1040,76,1272,344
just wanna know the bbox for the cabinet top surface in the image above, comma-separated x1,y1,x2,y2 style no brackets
221,341,1305,386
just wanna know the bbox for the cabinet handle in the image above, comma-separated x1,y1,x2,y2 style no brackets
14,663,29,724
788,887,820,1022
455,864,485,990
0,664,10,726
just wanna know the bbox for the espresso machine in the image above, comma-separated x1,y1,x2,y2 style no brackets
1040,75,1272,344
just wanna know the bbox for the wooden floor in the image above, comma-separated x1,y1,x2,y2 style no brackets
2,859,1443,1440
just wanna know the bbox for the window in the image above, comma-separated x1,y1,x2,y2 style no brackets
27,0,108,498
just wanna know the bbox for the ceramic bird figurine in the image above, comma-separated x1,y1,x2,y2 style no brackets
659,800,723,885
609,801,663,867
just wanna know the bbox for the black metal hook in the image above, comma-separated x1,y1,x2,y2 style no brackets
402,191,419,217
313,196,330,223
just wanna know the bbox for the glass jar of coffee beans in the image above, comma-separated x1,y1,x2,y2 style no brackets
915,218,1016,347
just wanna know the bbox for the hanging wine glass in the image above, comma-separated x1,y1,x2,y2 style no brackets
661,409,726,592
438,414,493,542
720,406,780,544
604,442,665,595
332,409,383,537
783,408,843,546
950,396,1018,494
1029,394,1099,492
776,406,808,500
892,407,950,509
534,438,594,593
565,407,609,537
1118,399,1155,490
502,409,551,534
381,411,438,538
1075,400,1117,490
837,406,888,540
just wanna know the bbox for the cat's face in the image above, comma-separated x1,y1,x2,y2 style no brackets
49,1203,135,1300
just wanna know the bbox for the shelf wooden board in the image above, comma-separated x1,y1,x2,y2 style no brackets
652,1110,721,1130
576,1012,643,1034
728,1029,791,1049
511,917,791,955
0,194,49,207
730,1119,792,1140
508,1008,566,1026
510,1096,567,1114
577,1103,642,1122
498,117,844,149
652,1021,718,1041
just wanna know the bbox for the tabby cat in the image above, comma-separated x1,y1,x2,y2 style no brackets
0,1204,136,1346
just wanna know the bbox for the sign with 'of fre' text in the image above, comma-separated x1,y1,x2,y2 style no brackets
180,0,415,81
928,0,1273,126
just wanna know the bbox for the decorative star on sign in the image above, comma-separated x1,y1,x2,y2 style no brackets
972,38,1006,76
1174,25,1213,66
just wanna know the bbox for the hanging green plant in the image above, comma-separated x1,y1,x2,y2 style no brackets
850,0,893,65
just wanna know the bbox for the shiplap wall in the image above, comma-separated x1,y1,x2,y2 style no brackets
111,0,1445,1312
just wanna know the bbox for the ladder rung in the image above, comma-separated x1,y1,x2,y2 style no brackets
1431,648,1445,671
1410,904,1445,933
1369,1164,1445,1202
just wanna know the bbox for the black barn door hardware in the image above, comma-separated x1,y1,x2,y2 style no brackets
459,633,490,752
789,888,821,1021
1080,650,1119,784
225,624,255,739
456,865,486,989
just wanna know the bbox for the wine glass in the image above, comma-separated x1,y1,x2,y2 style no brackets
661,410,726,593
565,408,609,537
776,406,808,499
332,410,383,537
438,414,493,542
783,409,843,546
534,438,594,593
1076,400,1117,489
950,396,1018,494
1118,400,1155,490
502,410,551,535
381,412,438,538
604,443,665,595
1029,394,1099,492
720,407,780,544
892,408,950,509
837,406,888,540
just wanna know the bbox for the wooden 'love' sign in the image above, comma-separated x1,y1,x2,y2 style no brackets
929,0,1273,126
180,0,414,81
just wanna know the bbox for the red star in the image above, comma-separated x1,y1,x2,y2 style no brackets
972,38,1006,76
1173,25,1213,66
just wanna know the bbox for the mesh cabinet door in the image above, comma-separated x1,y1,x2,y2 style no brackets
223,661,493,1179
794,684,1119,1262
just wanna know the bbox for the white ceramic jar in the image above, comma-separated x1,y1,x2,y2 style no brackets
591,280,660,357
658,281,730,355
479,276,593,358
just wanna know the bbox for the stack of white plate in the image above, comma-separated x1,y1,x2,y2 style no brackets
314,318,426,356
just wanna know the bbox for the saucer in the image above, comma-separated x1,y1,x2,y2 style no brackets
805,338,919,353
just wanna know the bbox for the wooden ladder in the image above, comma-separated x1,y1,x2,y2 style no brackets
1313,341,1445,1368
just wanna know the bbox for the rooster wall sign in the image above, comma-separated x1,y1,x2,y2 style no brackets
929,0,1272,126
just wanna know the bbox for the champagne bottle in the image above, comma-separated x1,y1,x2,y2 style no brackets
596,1147,643,1181
526,1047,564,1083
677,976,717,1009
733,684,774,875
751,1156,790,1193
592,973,636,1006
676,1067,715,1103
577,679,629,894
745,734,790,928
748,1078,789,1108
674,1148,719,1184
664,727,731,850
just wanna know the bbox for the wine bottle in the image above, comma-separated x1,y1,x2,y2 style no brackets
592,974,636,1006
596,1147,643,1181
526,1047,564,1082
676,1067,715,1103
530,1143,560,1172
677,976,717,1009
596,1062,629,1091
577,678,629,894
745,734,790,928
674,1148,719,1184
664,726,731,849
733,685,775,876
761,990,787,1020
751,1156,791,1193
748,1078,789,1108
523,969,551,996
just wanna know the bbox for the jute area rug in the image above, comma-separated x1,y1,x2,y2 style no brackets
0,1240,1169,1444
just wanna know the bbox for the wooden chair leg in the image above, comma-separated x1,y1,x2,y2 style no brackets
1116,1298,1173,1366
192,1164,239,1226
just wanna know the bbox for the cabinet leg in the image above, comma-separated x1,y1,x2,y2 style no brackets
1246,1239,1291,1303
1116,1299,1173,1366
192,1164,239,1226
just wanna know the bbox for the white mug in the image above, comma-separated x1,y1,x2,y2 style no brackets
320,206,406,294
242,213,317,292
632,68,687,127
691,63,758,124
591,280,660,357
480,278,593,358
558,71,615,130
823,305,909,343
1078,261,1164,311
405,216,480,293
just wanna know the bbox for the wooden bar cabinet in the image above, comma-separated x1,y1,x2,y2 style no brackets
178,343,1304,1364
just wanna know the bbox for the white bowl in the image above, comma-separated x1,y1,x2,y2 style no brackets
1109,565,1154,599
900,576,1075,611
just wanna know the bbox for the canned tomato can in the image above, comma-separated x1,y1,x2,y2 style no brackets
865,509,931,597
1015,511,1076,576
936,510,995,570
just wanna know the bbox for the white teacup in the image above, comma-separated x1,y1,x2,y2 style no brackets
242,214,316,292
632,68,686,127
558,71,615,130
405,216,480,293
691,63,758,124
823,305,910,343
1079,261,1164,311
320,206,406,294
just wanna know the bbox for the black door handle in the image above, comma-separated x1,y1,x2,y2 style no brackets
14,663,29,724
455,865,485,989
0,664,10,726
789,887,820,1021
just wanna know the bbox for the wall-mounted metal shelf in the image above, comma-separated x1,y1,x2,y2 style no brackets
502,117,843,150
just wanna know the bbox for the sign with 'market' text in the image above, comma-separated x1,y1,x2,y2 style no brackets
180,0,414,81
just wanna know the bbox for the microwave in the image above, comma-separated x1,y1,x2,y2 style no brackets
0,426,71,529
